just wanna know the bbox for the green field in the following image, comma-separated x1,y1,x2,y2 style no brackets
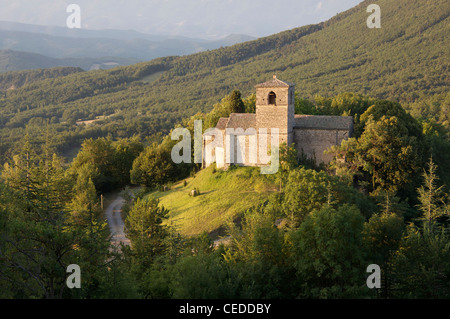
146,165,279,238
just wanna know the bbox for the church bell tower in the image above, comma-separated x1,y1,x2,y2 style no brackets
255,75,295,145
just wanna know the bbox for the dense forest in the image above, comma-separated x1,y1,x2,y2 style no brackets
0,0,449,300
0,87,448,299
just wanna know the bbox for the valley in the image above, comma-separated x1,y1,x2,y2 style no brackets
0,0,448,301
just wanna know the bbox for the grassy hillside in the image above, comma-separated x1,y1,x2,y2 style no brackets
146,166,278,237
0,0,447,161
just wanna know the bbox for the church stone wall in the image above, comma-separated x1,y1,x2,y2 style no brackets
256,106,293,135
294,129,350,164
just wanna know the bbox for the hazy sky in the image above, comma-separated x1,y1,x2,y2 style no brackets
0,0,363,39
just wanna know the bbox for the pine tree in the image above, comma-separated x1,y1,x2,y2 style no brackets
125,197,170,269
66,173,110,298
0,132,110,298
0,141,76,298
363,212,405,298
416,157,448,228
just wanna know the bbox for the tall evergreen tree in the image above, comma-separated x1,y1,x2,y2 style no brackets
416,157,448,228
125,197,170,269
228,90,245,114
392,223,450,298
363,212,405,298
0,133,111,298
1,144,78,298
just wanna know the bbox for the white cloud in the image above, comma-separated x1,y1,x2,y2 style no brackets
174,20,186,27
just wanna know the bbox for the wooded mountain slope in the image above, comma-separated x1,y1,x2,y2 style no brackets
0,0,448,161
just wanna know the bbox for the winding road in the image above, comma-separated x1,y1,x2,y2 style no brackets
105,195,131,248
104,189,228,250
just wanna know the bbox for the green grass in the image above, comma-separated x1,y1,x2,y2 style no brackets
146,166,279,238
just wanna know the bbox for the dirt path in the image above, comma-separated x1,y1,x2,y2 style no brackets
104,187,228,250
105,194,131,248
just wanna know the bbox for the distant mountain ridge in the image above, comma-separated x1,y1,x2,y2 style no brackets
0,49,141,72
0,21,181,41
0,21,256,71
0,20,256,42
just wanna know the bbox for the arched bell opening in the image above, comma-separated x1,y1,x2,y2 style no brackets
268,91,276,105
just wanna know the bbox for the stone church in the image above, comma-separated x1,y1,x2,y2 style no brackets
202,76,353,169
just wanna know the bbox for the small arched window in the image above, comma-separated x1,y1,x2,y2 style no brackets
268,91,276,105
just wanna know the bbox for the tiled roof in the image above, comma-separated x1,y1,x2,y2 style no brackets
216,117,229,130
225,113,256,130
254,76,295,88
294,115,353,130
